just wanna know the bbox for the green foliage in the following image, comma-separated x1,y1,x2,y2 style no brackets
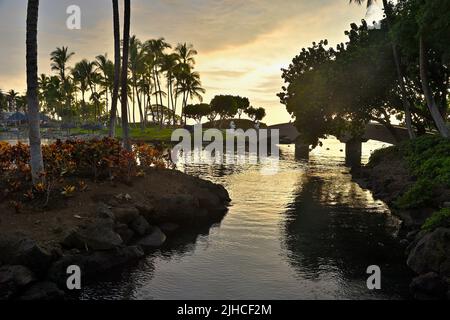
245,106,266,122
400,136,450,187
210,95,239,119
394,178,436,209
0,139,169,204
367,145,400,167
373,136,450,210
184,103,211,123
422,208,450,231
279,22,401,147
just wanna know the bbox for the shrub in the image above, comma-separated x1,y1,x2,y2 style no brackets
422,208,450,231
370,136,450,211
394,178,436,210
401,136,450,188
0,138,170,204
367,145,399,167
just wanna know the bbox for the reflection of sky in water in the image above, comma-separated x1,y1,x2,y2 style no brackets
64,138,411,300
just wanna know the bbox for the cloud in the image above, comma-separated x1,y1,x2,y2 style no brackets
0,0,367,124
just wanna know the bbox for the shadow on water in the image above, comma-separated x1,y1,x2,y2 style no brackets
282,168,413,299
78,140,413,300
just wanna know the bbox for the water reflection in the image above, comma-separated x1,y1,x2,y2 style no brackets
79,139,412,300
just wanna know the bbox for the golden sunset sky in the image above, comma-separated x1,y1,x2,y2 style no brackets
0,0,383,124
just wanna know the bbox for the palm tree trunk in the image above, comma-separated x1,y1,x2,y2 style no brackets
121,0,131,150
419,36,449,138
381,0,415,139
156,71,164,127
169,77,176,125
26,0,44,184
134,79,144,130
109,0,120,138
132,85,136,126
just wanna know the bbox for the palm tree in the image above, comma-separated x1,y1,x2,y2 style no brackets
121,0,131,151
177,71,205,124
109,0,121,137
7,90,20,112
72,59,98,120
144,38,171,126
129,36,146,129
26,0,44,184
50,46,75,83
0,89,5,112
175,42,197,69
50,46,75,119
160,53,179,125
95,53,114,116
349,0,416,139
174,43,198,124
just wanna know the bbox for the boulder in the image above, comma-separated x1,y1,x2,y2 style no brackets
0,233,52,276
62,219,123,251
129,216,150,236
407,228,450,276
137,227,166,250
196,178,231,203
410,272,448,299
151,193,228,225
19,281,65,300
96,202,115,220
0,265,36,300
135,203,155,219
159,222,180,234
48,246,144,286
114,224,135,244
150,194,200,224
112,207,140,225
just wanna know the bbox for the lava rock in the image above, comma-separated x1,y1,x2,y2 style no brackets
137,226,166,250
48,246,144,286
96,202,115,220
129,216,150,237
159,222,180,234
114,224,135,244
407,228,450,276
0,233,53,276
410,272,448,299
112,207,140,225
63,219,123,251
19,281,65,300
0,265,36,300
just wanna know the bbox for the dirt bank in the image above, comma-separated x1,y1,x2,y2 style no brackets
0,169,230,300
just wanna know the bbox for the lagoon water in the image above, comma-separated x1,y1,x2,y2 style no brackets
75,137,412,300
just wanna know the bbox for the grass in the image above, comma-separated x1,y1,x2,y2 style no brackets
71,125,175,142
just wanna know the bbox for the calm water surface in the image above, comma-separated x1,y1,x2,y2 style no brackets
2,134,412,299
76,137,412,300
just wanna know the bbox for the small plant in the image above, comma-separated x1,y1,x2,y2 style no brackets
61,185,76,197
422,208,450,232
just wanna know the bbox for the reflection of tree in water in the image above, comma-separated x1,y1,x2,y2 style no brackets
282,174,412,290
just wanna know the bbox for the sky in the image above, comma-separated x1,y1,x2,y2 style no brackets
0,0,383,124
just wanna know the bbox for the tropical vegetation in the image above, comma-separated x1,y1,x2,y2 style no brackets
279,0,450,147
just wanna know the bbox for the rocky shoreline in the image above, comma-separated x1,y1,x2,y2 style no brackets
352,155,450,300
0,169,230,300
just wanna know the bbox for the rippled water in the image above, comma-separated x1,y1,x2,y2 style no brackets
75,138,412,300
